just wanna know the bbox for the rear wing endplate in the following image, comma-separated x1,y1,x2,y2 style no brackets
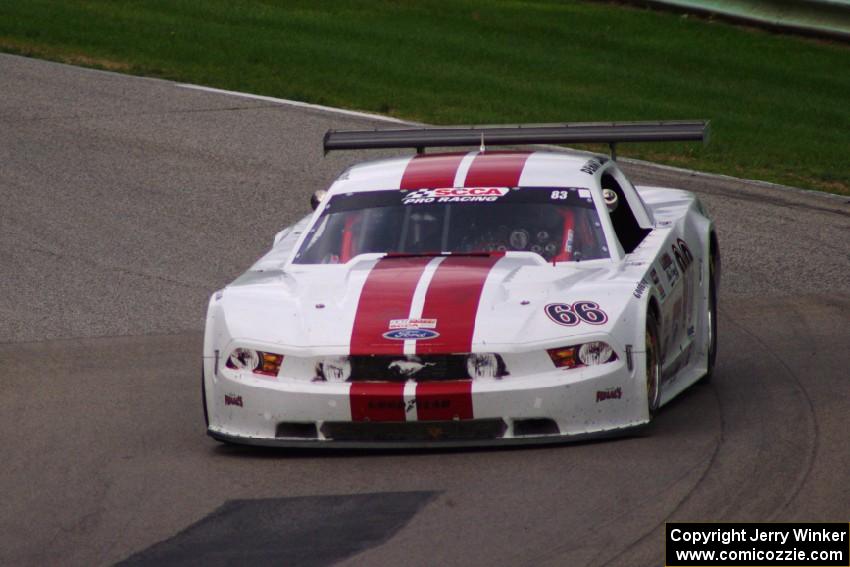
323,120,710,159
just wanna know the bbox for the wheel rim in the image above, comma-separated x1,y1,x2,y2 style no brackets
646,324,660,412
708,256,718,364
708,294,715,355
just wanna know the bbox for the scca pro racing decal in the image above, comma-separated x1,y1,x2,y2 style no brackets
389,318,437,329
403,187,509,204
545,301,608,326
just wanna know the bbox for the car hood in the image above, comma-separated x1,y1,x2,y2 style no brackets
216,254,636,355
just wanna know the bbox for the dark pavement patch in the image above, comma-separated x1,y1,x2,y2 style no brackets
119,491,437,566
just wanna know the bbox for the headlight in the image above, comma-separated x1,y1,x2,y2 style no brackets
319,357,351,382
578,342,615,366
226,348,284,376
548,342,617,369
466,353,502,379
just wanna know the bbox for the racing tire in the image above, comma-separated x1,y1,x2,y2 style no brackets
701,253,719,383
201,366,210,428
646,310,662,417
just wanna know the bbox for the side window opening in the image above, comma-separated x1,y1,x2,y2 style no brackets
601,173,650,254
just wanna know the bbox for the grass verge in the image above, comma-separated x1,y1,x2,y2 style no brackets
1,0,848,194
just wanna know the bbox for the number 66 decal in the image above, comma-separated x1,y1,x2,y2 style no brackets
545,301,608,326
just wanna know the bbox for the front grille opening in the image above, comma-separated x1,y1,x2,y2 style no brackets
349,354,467,382
340,354,508,382
320,419,507,442
513,418,560,437
275,422,319,439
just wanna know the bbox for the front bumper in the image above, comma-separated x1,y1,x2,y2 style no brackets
204,356,650,448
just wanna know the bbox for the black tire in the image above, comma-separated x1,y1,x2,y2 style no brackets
646,310,662,417
702,253,719,383
201,366,210,428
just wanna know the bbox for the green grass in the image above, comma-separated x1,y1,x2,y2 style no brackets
1,0,848,194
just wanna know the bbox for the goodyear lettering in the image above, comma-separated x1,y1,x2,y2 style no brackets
633,278,649,299
404,398,451,413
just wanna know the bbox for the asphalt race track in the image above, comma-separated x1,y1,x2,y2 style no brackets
1,54,848,567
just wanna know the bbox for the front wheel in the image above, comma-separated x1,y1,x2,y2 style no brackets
646,310,662,416
702,253,719,383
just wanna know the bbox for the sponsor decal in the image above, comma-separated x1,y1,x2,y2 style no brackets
349,382,473,422
405,398,451,413
650,268,661,285
633,278,649,299
580,158,602,175
596,387,622,402
224,394,243,407
673,238,694,271
389,318,437,330
383,328,440,340
350,382,406,421
660,253,680,288
368,399,405,410
545,301,608,326
416,381,473,420
402,187,509,204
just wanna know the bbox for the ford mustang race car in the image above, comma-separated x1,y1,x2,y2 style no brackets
202,121,719,447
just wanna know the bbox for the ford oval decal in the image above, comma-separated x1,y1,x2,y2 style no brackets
382,329,440,341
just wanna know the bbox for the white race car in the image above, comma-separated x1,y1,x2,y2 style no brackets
202,122,719,447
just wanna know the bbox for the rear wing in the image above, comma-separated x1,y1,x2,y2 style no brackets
323,120,709,159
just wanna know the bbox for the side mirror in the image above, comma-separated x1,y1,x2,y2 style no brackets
310,189,328,210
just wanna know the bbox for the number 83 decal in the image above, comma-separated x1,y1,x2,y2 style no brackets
545,301,608,326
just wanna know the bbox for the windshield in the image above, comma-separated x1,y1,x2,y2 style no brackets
293,187,610,264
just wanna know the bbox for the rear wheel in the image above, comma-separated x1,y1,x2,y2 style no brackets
201,366,209,428
646,310,662,416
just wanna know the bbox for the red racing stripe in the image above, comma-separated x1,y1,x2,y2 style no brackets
416,255,503,355
400,153,466,189
350,256,432,355
350,382,406,422
416,381,474,421
462,152,531,188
